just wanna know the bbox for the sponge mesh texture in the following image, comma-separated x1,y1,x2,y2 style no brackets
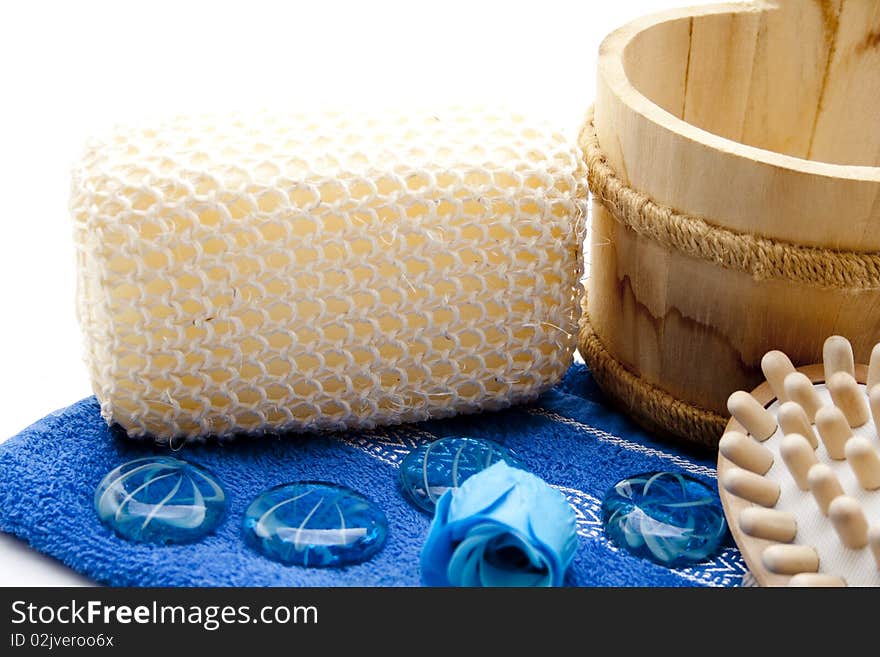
71,109,586,441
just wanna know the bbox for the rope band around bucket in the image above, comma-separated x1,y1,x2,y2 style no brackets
581,108,880,290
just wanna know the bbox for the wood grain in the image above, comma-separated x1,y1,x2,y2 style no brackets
588,0,880,422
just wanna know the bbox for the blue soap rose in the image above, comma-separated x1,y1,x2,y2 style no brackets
420,461,577,586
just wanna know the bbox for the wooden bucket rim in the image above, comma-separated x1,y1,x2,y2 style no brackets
598,0,880,185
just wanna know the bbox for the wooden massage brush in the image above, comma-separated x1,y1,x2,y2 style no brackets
718,336,880,586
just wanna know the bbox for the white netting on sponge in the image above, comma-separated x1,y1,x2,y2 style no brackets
71,108,586,442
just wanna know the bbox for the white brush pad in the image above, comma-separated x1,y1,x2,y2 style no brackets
764,384,880,585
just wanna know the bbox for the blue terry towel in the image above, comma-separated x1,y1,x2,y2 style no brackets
0,364,746,586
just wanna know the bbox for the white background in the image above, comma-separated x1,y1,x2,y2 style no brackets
0,0,686,585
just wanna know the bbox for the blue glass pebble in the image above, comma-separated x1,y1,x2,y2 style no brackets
243,482,387,567
94,456,226,544
399,437,524,514
601,471,726,567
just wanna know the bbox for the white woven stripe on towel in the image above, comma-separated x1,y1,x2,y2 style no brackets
348,424,745,587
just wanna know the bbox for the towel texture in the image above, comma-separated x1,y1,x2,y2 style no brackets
0,364,746,586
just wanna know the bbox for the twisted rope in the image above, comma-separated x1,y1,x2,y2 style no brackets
581,108,880,289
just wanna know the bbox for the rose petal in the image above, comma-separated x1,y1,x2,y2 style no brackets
447,530,500,586
524,487,578,568
419,489,457,586
480,530,552,586
420,462,578,587
479,555,551,587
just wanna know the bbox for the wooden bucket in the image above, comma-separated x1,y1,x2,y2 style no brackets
581,0,880,448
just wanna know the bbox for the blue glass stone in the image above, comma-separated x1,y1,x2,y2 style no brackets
94,456,226,544
399,437,525,514
601,471,726,567
242,482,387,567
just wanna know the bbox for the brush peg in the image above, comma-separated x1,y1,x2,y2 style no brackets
829,496,868,549
868,345,880,391
727,390,777,441
720,467,780,507
869,526,880,569
845,436,880,491
761,350,795,402
780,433,818,490
738,508,796,543
719,431,774,474
823,335,855,381
827,372,869,427
870,385,880,433
788,573,846,587
762,544,819,575
784,372,823,423
807,463,843,515
777,401,818,448
815,406,852,460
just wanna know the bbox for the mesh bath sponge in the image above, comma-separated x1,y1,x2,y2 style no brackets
71,109,586,442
